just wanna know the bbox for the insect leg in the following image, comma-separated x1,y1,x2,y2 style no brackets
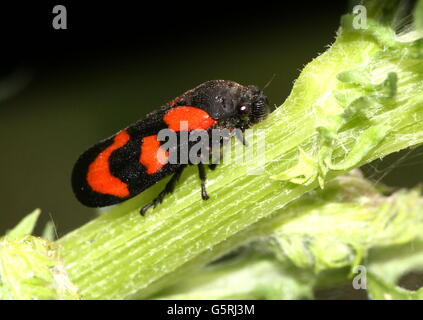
209,164,217,170
140,165,186,216
198,163,210,200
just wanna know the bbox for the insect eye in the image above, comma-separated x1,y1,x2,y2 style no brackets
237,105,250,115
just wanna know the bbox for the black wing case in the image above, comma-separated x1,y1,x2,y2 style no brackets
71,106,181,207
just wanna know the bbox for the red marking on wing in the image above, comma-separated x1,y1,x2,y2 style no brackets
87,130,130,197
163,106,217,131
140,135,169,174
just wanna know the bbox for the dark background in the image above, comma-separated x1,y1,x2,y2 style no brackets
0,1,421,238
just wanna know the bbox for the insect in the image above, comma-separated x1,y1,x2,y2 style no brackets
71,80,269,215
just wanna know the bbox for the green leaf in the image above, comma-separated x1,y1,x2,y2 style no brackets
367,273,423,300
42,221,56,242
271,148,317,185
330,124,389,170
0,235,80,300
365,240,423,299
6,209,40,239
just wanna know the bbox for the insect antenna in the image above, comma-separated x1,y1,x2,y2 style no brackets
262,73,276,91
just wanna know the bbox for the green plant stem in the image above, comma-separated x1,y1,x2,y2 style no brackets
152,252,315,300
58,0,423,299
151,170,423,300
